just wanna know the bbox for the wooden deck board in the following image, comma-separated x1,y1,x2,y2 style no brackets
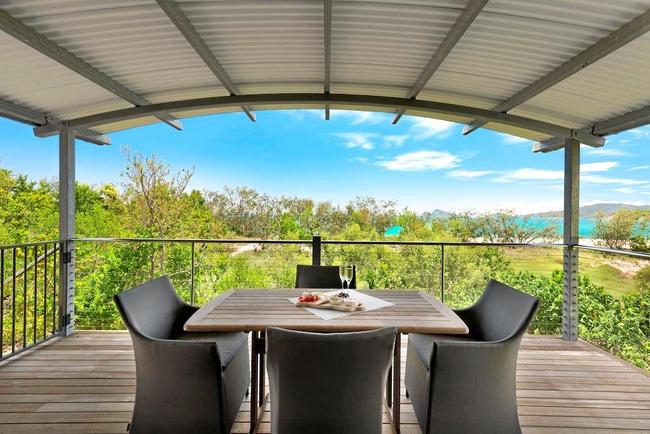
0,332,649,433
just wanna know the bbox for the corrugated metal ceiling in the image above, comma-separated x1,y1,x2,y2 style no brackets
0,0,648,143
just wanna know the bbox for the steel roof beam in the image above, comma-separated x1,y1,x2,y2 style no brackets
532,135,606,153
589,104,650,136
0,98,110,145
324,0,332,120
0,98,46,125
34,92,603,146
392,0,488,124
156,0,255,122
533,104,650,153
464,8,650,135
0,8,181,131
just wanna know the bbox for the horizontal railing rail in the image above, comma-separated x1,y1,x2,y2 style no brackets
74,237,566,248
577,244,650,259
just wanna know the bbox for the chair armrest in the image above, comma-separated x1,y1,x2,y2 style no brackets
139,337,219,376
432,339,519,381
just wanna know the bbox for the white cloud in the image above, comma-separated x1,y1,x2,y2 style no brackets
493,162,617,183
630,165,650,171
334,132,375,150
330,110,388,125
612,187,636,194
409,118,455,140
496,168,564,182
581,161,618,172
582,174,648,186
628,125,650,139
349,157,369,164
448,170,495,179
499,133,531,144
333,132,412,150
383,135,409,148
378,150,460,172
582,147,627,157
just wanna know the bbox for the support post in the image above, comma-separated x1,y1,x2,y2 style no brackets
312,234,321,266
562,137,579,341
58,125,75,336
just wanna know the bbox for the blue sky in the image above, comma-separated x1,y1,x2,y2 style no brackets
0,110,649,214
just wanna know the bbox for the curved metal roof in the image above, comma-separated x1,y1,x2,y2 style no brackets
0,0,649,150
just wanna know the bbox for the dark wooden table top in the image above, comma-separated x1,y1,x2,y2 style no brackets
184,289,468,334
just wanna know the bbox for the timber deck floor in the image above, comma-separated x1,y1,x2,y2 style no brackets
0,331,649,433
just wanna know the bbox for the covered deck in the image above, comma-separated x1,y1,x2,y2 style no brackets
0,332,648,434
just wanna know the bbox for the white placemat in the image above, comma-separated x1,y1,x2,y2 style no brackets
289,289,394,320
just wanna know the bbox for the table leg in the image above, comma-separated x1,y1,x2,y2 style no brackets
250,331,259,434
258,337,266,408
393,332,401,433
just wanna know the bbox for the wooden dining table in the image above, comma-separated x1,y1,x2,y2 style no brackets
184,288,468,433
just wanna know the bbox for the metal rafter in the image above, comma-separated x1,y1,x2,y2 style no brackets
155,0,255,122
0,98,110,145
33,92,604,146
392,0,488,124
0,8,182,131
533,104,650,153
464,8,650,136
324,0,332,120
590,104,650,136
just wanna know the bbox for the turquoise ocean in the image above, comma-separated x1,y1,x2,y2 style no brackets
519,217,650,239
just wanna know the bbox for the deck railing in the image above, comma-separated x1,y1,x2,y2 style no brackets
74,236,565,303
0,241,61,361
2,236,648,366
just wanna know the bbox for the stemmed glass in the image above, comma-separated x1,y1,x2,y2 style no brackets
338,265,354,290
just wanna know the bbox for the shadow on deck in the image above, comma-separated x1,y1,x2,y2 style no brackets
0,332,648,433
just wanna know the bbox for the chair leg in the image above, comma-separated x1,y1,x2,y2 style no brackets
405,389,409,399
386,366,392,407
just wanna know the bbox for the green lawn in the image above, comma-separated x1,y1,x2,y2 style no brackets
505,247,639,297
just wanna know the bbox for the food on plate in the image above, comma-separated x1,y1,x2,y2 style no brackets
298,293,321,303
342,298,358,308
328,295,343,305
337,291,350,298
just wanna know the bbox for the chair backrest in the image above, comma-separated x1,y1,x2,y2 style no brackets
266,327,395,434
114,275,187,340
467,279,539,342
295,264,357,289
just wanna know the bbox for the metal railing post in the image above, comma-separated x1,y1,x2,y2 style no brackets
312,234,321,266
440,244,445,303
190,241,196,304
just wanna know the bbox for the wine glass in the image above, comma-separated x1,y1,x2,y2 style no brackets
342,265,354,290
338,265,347,290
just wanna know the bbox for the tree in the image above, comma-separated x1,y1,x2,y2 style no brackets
448,210,560,244
122,151,194,274
593,210,638,249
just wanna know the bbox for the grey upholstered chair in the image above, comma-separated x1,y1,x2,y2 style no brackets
295,264,356,289
114,276,250,434
405,279,539,434
266,327,395,434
